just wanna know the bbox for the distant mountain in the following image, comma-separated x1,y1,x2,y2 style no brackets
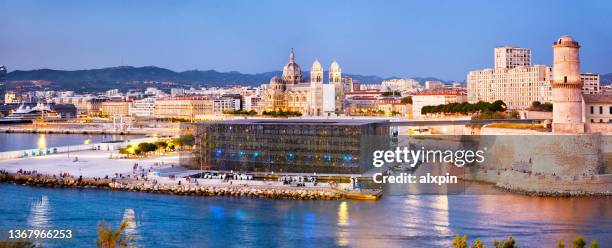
601,73,612,85
6,66,453,92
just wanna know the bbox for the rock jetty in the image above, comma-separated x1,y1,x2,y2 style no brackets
0,173,345,200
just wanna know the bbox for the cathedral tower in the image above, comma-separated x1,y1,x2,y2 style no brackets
329,61,343,114
552,35,584,133
308,60,324,115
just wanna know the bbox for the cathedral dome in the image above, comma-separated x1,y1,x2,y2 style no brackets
270,76,283,85
282,48,302,84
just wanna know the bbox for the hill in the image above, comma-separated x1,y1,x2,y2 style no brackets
6,66,451,92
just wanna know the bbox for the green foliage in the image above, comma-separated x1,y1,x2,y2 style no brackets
154,141,168,150
0,239,36,248
381,91,401,96
493,236,516,248
421,100,508,115
471,111,519,120
400,96,413,104
471,239,486,248
96,220,129,248
529,101,553,112
573,236,586,248
262,110,302,117
174,134,195,146
452,235,468,248
559,239,565,248
589,240,599,248
137,142,158,153
223,109,257,116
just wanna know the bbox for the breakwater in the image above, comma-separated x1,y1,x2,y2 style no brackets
0,173,346,200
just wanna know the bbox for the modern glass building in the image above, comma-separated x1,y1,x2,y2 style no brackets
183,119,390,174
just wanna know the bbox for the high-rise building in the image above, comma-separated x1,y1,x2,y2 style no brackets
467,65,552,109
494,46,531,69
468,45,552,109
581,73,601,95
551,35,584,133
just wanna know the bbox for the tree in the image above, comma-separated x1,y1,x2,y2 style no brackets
137,142,157,154
400,96,412,104
155,141,168,150
573,236,586,248
453,235,468,248
558,240,565,248
494,236,516,248
0,239,36,248
96,220,129,248
589,240,599,248
175,134,195,147
471,239,486,248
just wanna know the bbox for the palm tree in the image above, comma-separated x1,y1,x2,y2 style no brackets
96,220,129,248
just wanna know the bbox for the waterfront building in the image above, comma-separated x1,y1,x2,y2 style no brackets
584,94,612,124
186,119,390,174
154,97,213,120
581,73,601,95
129,98,156,117
381,79,420,92
243,95,262,112
344,97,379,115
100,100,132,117
412,90,467,118
494,46,532,69
467,63,552,109
425,81,444,90
262,49,342,116
551,35,584,133
213,97,241,114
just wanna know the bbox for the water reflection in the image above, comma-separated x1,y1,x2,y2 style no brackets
37,134,47,150
121,208,140,245
27,195,50,228
336,201,350,246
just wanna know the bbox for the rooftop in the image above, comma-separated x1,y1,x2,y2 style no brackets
583,94,612,104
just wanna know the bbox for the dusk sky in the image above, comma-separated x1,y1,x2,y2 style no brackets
1,0,611,81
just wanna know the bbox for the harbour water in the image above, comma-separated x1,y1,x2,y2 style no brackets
0,183,611,247
0,133,143,152
1,133,611,247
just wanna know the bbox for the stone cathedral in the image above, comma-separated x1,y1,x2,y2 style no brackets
263,49,342,116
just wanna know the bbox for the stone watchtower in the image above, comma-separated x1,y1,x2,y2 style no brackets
552,35,584,133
